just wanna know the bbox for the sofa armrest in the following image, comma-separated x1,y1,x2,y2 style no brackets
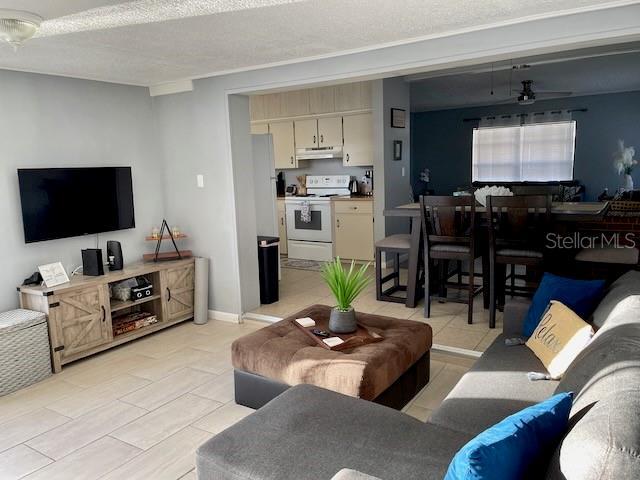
503,299,532,336
331,469,383,480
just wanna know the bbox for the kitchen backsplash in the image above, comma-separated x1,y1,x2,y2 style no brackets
276,159,370,186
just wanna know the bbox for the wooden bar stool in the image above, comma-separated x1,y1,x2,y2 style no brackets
420,195,482,324
486,195,551,328
375,234,414,304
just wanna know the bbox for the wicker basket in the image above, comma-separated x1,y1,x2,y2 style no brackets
0,309,51,396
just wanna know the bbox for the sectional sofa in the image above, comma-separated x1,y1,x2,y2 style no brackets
196,270,640,479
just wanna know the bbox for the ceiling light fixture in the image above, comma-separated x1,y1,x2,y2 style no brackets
0,9,42,50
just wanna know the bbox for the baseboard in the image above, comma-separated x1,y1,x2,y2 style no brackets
242,312,281,323
208,309,240,323
432,343,482,358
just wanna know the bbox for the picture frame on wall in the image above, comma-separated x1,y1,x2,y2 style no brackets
391,108,406,128
393,140,403,161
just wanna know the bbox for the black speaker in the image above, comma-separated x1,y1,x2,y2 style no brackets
107,240,124,271
82,248,104,276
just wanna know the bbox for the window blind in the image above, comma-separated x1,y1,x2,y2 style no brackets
472,121,576,182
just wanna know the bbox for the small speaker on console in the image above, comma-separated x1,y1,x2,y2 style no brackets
82,248,104,276
107,240,123,271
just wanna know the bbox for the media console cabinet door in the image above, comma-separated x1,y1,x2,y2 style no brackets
50,285,112,360
163,264,195,321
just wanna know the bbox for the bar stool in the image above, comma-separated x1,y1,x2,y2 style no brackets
375,234,413,304
575,241,639,281
420,195,482,324
486,195,551,328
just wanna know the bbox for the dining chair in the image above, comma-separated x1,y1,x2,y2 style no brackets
486,194,551,328
375,233,424,305
420,195,482,324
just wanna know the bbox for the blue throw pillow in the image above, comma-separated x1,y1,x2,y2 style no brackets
445,392,573,480
522,273,605,337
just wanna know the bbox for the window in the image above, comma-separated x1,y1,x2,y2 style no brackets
472,121,576,182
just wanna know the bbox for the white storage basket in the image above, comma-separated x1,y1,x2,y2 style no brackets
0,309,52,396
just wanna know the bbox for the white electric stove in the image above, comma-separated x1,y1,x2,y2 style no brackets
285,175,351,261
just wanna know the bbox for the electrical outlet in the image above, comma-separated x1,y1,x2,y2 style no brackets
196,174,204,188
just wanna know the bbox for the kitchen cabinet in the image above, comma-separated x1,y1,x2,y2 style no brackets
277,199,288,255
250,95,266,121
250,123,269,134
308,86,336,114
335,82,372,112
294,118,318,149
333,200,374,261
282,90,310,117
295,116,343,149
263,93,284,119
318,117,343,147
270,121,297,169
342,113,373,167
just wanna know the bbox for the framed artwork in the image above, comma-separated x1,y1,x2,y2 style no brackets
393,140,403,161
391,108,406,128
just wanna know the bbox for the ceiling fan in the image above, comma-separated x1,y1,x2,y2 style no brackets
498,80,573,105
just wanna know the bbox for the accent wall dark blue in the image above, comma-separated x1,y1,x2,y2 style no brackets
410,91,640,200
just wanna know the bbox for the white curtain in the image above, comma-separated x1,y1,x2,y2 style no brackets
472,112,576,182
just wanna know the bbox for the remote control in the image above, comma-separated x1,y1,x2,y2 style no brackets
312,329,330,338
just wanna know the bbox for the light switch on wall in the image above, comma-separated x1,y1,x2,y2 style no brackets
196,174,204,188
401,167,405,177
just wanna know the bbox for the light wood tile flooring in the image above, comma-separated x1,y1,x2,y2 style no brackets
250,266,504,352
0,318,474,479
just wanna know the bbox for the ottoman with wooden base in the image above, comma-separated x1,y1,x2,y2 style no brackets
232,304,432,410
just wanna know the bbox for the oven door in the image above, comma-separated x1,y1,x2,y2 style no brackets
285,200,332,242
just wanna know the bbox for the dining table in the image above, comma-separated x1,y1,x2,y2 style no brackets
383,200,610,311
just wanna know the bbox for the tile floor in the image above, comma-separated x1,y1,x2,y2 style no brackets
0,318,474,480
249,265,504,352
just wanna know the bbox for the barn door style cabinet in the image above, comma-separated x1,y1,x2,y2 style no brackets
19,258,196,373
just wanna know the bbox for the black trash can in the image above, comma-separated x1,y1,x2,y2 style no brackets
257,236,280,304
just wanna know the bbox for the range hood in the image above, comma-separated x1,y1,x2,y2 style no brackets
295,146,343,161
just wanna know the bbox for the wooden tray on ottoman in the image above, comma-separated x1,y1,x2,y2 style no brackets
293,315,383,351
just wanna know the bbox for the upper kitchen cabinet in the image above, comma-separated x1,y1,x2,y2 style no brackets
308,87,336,114
295,117,343,149
318,117,343,147
270,121,297,169
294,118,318,149
250,95,266,121
342,113,373,166
334,82,372,112
250,123,269,134
282,90,310,117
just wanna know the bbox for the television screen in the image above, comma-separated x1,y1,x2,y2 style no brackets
18,167,135,243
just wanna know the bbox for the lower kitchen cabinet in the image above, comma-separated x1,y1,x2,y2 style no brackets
333,200,374,261
277,199,288,255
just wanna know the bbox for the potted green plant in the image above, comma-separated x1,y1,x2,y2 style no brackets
321,258,371,333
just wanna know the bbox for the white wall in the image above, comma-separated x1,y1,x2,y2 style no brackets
0,70,162,312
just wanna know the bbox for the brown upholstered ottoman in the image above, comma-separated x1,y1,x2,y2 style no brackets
232,304,432,410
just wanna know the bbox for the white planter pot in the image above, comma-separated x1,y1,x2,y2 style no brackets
623,174,634,191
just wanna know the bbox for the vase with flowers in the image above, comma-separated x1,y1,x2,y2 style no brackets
614,140,637,191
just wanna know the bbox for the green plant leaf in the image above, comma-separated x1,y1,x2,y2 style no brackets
321,258,371,311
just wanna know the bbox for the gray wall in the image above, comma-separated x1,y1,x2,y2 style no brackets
0,70,162,312
383,77,412,235
411,91,640,200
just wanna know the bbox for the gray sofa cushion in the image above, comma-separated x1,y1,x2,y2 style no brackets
196,384,471,480
429,334,558,436
590,270,640,329
555,296,640,417
545,389,640,480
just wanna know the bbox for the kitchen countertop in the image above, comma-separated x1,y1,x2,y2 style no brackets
277,195,373,201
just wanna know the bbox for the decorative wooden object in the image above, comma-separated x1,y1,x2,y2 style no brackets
292,316,383,351
144,219,192,262
19,258,196,373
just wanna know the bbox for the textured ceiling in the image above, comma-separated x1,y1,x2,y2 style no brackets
0,0,625,86
409,48,640,111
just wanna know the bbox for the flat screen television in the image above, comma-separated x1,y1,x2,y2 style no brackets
18,167,135,243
